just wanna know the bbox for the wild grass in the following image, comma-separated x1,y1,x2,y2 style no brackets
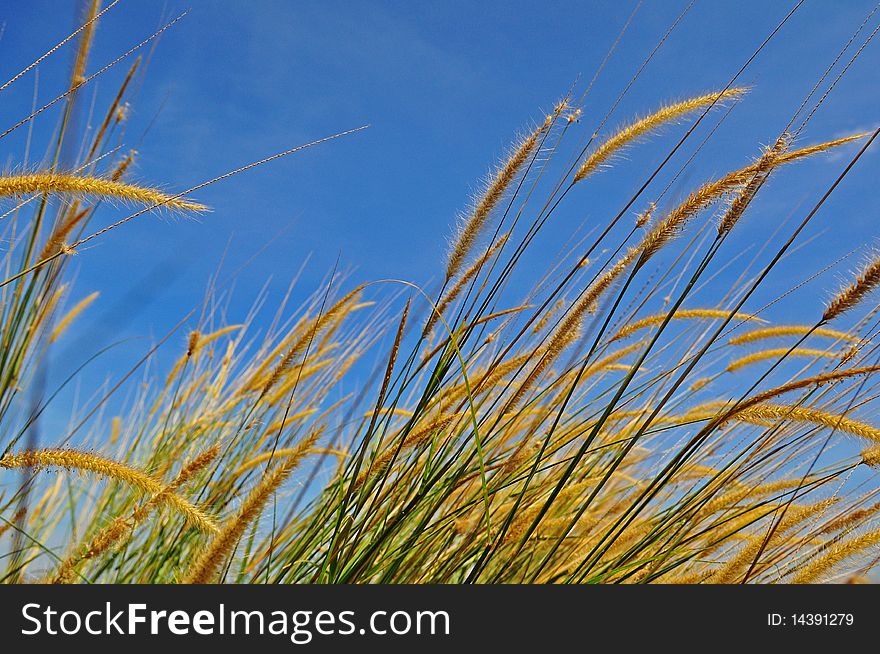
1,1,879,585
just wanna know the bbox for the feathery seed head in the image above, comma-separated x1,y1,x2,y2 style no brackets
824,253,880,322
111,150,137,181
50,291,99,343
445,113,552,280
426,233,508,336
728,325,858,346
0,448,217,533
726,347,840,373
553,98,570,115
611,308,763,342
114,102,130,123
186,331,201,357
184,430,321,583
861,446,880,468
717,133,790,236
573,88,747,184
638,134,859,266
0,173,206,212
842,343,860,364
635,201,655,228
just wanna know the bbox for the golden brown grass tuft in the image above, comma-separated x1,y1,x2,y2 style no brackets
792,525,880,583
639,135,863,263
717,133,788,236
0,448,217,533
574,88,746,183
728,325,858,346
610,308,763,342
0,173,206,211
824,253,880,322
861,446,880,468
446,108,560,280
354,414,459,490
183,431,320,583
734,404,880,443
725,347,840,372
426,233,509,336
50,291,99,343
51,443,222,584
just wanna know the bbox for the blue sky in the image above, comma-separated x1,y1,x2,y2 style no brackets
1,0,878,426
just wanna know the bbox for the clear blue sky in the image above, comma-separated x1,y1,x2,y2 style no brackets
1,1,878,429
